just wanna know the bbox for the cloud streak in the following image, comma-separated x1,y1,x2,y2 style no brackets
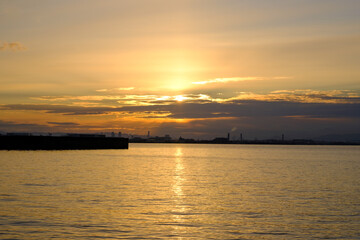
2,99,360,119
47,121,80,126
29,90,360,111
0,41,26,51
233,90,360,104
0,104,120,115
192,76,293,85
96,87,135,92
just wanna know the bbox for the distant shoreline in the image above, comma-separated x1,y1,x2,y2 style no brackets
129,140,360,146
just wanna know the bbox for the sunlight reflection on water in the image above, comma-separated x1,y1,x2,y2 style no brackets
172,147,186,237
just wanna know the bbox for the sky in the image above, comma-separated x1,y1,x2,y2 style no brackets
1,0,359,140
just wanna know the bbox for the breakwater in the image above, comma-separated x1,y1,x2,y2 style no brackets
0,135,128,150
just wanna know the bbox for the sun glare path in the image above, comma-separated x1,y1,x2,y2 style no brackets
172,147,187,234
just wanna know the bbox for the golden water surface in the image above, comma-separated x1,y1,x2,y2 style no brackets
0,144,359,239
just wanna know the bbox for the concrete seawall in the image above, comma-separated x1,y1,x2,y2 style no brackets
0,136,128,150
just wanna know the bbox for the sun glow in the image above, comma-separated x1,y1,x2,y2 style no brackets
165,77,191,91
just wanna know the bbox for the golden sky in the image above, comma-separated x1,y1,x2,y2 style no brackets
1,0,359,139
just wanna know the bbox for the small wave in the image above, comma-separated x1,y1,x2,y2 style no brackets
22,183,55,187
95,229,132,234
69,224,109,228
252,231,290,236
11,220,42,226
170,211,200,216
157,222,199,228
0,198,17,202
10,220,61,227
142,211,201,216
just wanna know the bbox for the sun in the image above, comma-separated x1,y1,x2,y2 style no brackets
174,95,187,102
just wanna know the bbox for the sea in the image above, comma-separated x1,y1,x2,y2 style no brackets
0,143,359,239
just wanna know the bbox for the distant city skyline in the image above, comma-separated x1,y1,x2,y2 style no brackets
1,0,359,139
